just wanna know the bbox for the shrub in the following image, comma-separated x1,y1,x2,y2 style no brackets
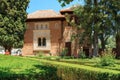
78,50,86,59
40,60,120,80
60,48,68,57
98,50,115,66
36,51,44,57
62,56,74,59
41,56,61,61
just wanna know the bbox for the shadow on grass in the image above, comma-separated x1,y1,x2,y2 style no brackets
0,64,61,80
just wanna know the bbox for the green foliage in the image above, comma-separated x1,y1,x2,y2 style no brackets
58,0,120,57
0,0,29,50
62,56,75,59
46,57,120,71
106,36,116,48
40,59,120,80
35,51,44,57
98,50,115,67
58,0,74,7
0,55,59,80
40,56,61,61
60,48,68,57
78,50,86,59
0,55,120,80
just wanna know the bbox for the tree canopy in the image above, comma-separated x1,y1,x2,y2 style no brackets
0,0,29,53
58,0,120,56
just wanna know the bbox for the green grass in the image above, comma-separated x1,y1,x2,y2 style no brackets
0,55,58,80
58,58,120,71
0,55,42,73
32,56,120,71
35,59,120,80
39,59,120,73
0,55,120,80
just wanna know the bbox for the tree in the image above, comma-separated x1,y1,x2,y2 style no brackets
58,0,120,57
104,0,120,57
0,0,29,53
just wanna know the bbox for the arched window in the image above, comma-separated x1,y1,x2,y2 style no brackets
43,38,46,46
38,38,41,46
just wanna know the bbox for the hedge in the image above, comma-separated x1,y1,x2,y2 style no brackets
39,59,120,80
0,55,59,80
0,55,119,80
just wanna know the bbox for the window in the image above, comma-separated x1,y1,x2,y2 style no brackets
38,38,46,47
36,24,39,30
35,23,49,30
41,24,43,29
43,38,46,46
38,38,41,46
45,24,48,29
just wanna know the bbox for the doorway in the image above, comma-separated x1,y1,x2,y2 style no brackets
65,42,71,56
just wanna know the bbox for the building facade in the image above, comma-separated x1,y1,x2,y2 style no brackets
22,9,90,56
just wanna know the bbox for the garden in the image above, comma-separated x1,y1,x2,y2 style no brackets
0,53,120,80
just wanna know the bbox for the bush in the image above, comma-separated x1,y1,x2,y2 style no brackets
36,51,44,57
62,56,74,59
40,60,120,80
60,48,68,57
78,50,86,59
98,50,115,66
41,56,61,61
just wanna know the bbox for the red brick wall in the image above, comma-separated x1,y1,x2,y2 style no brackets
49,21,62,55
22,20,65,56
22,22,34,56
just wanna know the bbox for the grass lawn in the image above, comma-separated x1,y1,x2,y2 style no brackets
0,55,57,80
59,58,120,71
32,56,120,71
0,54,120,80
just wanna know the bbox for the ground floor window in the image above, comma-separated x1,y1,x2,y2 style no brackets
43,38,46,46
38,38,46,47
38,38,41,46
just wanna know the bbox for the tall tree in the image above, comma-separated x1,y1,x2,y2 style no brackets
58,0,120,56
0,0,29,53
111,1,120,57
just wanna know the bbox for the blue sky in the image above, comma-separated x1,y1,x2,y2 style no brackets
27,0,84,14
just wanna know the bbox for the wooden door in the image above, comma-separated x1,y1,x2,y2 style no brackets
65,42,71,56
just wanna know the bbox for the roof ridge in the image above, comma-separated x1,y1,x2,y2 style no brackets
27,9,64,19
29,9,57,15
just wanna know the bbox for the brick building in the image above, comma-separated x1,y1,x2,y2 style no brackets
22,9,90,56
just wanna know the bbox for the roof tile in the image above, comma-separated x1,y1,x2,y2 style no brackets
28,10,64,19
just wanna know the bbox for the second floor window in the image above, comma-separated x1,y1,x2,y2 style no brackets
35,24,49,30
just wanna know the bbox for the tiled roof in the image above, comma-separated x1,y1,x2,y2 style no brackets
27,10,64,19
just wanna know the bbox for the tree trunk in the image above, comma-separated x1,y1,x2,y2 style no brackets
93,0,99,57
4,46,12,54
93,31,99,56
116,33,120,58
101,34,106,50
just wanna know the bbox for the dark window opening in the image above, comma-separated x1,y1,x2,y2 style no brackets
38,38,41,46
43,38,46,46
